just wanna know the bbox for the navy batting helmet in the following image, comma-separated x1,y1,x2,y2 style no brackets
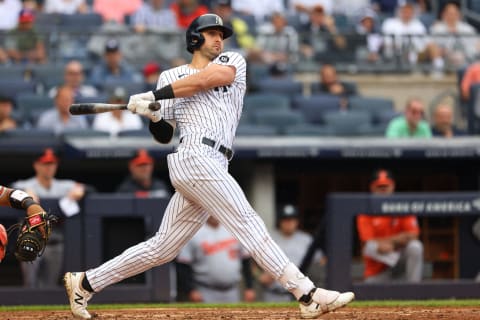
186,13,233,54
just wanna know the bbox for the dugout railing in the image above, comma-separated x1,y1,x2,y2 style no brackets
325,192,480,299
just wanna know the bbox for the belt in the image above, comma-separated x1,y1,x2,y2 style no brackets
201,137,234,160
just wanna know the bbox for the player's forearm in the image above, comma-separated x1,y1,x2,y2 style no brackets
0,186,40,215
0,185,11,207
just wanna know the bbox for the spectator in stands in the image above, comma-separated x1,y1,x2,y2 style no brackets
258,204,326,302
93,0,142,24
4,9,46,64
371,0,399,16
11,148,87,288
313,64,357,110
170,0,209,29
0,95,17,132
357,168,424,283
142,61,162,91
381,0,429,67
231,0,285,25
88,39,143,90
298,5,340,61
289,0,333,24
429,2,478,70
116,149,170,198
37,85,89,134
43,0,89,14
0,47,8,64
176,216,256,303
92,86,143,136
256,11,299,65
354,7,384,63
211,0,258,58
460,61,480,101
431,103,466,138
385,97,432,138
48,60,99,100
0,0,22,31
131,0,178,33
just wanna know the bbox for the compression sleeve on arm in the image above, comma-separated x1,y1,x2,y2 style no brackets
149,119,174,144
152,84,175,100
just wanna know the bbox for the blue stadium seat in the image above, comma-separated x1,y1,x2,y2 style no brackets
292,94,342,124
243,93,291,115
31,64,66,91
236,124,278,136
62,128,111,139
256,77,303,96
2,128,56,139
118,128,150,137
251,109,306,135
0,66,29,80
348,96,394,124
311,81,358,96
284,123,333,136
323,110,373,136
0,80,37,99
60,13,103,32
15,93,54,125
103,81,146,97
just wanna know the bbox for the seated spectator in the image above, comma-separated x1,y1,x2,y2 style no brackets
460,61,480,101
48,60,99,100
212,0,259,58
231,0,285,25
371,0,400,17
429,1,478,70
37,85,89,134
313,64,357,110
116,149,170,198
130,0,178,33
88,39,143,90
43,0,89,14
381,0,428,66
289,0,333,23
354,7,384,63
4,9,46,64
256,11,299,65
142,61,161,91
298,5,339,61
357,168,423,283
93,0,142,24
0,95,17,132
431,104,466,138
170,0,209,29
92,86,143,136
0,0,22,31
385,97,432,138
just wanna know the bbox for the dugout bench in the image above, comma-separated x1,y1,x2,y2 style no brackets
325,192,480,299
0,195,173,305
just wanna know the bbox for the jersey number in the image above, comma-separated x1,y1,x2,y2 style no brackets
214,85,230,93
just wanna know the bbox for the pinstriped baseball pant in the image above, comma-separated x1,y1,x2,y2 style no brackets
87,145,290,292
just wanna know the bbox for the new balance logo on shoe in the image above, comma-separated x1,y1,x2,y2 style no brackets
74,292,84,305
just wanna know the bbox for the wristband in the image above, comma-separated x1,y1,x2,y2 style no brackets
152,84,175,100
9,189,36,210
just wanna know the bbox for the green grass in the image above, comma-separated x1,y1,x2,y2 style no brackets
1,299,479,312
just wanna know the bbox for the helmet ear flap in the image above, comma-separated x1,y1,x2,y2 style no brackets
187,31,205,54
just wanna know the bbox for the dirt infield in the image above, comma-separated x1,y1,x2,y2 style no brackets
1,306,480,320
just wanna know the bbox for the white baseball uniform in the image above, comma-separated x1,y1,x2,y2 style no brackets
85,51,302,296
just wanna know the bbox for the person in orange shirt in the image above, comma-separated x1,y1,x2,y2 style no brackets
93,0,142,24
170,0,209,29
356,169,424,283
460,62,480,101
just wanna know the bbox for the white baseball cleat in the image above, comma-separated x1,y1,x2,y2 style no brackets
64,272,94,319
299,288,355,319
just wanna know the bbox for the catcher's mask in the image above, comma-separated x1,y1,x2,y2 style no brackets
186,13,233,54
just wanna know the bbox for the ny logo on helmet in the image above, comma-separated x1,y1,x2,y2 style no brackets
216,16,223,25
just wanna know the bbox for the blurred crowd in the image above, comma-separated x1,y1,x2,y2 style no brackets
1,0,480,136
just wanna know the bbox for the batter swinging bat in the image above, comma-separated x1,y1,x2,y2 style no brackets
69,102,160,115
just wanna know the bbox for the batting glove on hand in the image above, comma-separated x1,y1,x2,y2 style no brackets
128,100,161,122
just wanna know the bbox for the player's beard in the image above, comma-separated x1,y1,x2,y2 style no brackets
202,44,222,61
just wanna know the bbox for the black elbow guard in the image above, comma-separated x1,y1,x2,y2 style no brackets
149,119,174,144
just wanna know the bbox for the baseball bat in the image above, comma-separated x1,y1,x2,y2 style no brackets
69,102,160,115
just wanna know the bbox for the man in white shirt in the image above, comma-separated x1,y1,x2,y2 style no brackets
0,0,22,31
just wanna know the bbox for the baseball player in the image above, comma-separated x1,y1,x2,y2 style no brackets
0,184,48,263
176,216,255,303
64,14,354,319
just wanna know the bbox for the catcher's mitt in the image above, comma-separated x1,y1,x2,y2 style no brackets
8,212,57,262
0,224,7,263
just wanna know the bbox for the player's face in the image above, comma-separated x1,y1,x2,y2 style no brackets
200,28,224,60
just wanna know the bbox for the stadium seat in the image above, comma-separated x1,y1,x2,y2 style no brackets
235,124,278,136
243,93,291,115
251,109,306,135
284,123,333,136
15,94,54,125
117,128,151,137
60,13,103,33
2,128,56,139
0,66,29,80
103,80,146,97
31,64,66,91
0,79,37,99
256,77,303,96
311,81,358,96
348,96,394,124
34,13,62,33
62,128,111,139
291,94,341,124
323,110,373,136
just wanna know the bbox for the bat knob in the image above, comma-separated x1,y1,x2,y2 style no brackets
148,102,161,111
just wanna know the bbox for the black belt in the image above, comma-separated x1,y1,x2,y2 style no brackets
201,137,234,160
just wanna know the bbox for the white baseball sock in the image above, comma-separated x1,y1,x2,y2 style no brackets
278,262,315,300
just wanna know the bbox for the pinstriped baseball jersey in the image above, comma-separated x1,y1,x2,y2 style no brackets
85,51,293,294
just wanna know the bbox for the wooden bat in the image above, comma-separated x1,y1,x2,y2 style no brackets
69,102,160,115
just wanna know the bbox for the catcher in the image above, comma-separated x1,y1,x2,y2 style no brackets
0,184,53,264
